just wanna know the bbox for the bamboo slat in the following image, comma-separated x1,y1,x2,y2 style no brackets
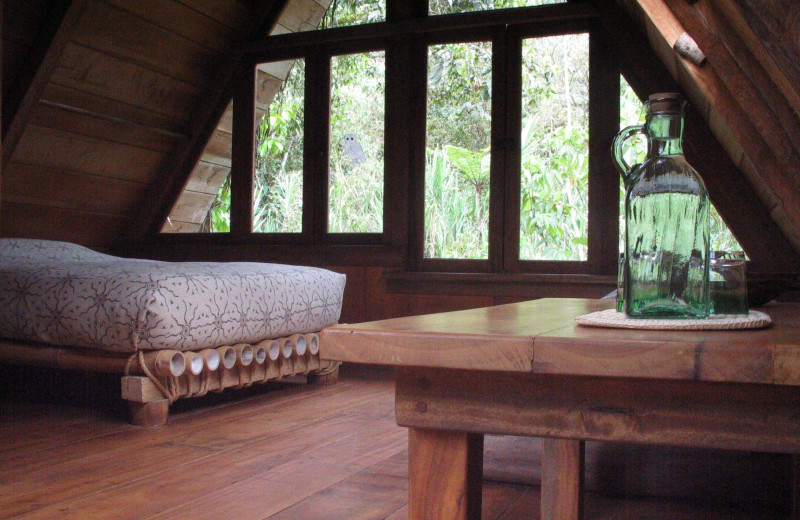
0,332,336,426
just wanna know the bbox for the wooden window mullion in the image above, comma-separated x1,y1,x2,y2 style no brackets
587,25,621,275
488,26,509,274
502,29,523,274
303,50,331,243
230,64,256,237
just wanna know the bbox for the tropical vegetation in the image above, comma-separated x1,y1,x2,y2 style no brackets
205,0,741,259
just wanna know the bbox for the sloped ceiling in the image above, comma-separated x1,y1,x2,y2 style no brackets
1,0,799,278
1,0,291,247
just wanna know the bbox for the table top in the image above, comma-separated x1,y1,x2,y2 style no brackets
320,298,800,385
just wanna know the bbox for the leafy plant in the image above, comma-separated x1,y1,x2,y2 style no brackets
203,0,743,265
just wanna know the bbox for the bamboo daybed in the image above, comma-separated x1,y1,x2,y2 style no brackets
0,239,345,426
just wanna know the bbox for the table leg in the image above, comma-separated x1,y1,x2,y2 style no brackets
541,438,584,520
408,428,483,520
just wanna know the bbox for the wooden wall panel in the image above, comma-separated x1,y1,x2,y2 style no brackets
28,102,182,154
12,125,166,185
1,0,53,100
184,163,230,194
51,43,202,122
199,130,233,168
101,0,238,53
276,0,330,33
1,202,131,248
72,1,219,86
725,0,800,119
161,220,201,234
175,0,251,31
165,190,217,225
2,162,146,216
40,83,188,138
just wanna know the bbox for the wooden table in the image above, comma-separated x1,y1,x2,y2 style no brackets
320,298,800,520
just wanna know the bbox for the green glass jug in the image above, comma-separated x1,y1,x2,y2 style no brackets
613,93,710,319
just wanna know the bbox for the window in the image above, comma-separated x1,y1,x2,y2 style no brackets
519,33,589,261
216,2,627,275
329,51,386,233
425,41,492,259
253,59,305,233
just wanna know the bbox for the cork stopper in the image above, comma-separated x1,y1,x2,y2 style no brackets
646,92,686,115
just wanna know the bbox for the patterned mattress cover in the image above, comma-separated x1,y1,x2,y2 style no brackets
0,239,345,353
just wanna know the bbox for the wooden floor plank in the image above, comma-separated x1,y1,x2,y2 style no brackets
0,365,792,520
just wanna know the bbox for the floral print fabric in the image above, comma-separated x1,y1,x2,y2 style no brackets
0,239,345,352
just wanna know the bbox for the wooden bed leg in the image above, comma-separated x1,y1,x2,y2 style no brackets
121,376,171,426
307,362,340,385
128,400,169,427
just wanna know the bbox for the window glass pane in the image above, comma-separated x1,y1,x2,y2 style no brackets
253,59,305,233
425,41,492,259
323,0,385,29
519,33,589,261
618,76,646,253
618,77,743,253
430,0,564,16
329,51,385,233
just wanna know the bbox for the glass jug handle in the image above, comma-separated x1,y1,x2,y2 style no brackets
613,124,645,185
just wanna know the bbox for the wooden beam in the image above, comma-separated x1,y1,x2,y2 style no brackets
1,0,89,173
239,3,597,57
716,0,800,123
663,0,800,179
541,438,585,520
131,0,293,241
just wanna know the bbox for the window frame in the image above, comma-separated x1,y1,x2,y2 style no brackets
229,2,619,275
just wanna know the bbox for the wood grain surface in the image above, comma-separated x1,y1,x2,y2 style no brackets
323,298,800,385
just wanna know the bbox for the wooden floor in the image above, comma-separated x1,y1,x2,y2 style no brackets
0,364,791,519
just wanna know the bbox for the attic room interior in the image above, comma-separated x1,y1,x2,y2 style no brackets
2,0,800,518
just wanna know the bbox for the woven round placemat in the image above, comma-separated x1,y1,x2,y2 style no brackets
575,309,772,330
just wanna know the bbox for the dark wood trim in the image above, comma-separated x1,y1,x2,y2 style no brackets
384,270,615,297
238,3,597,56
304,50,330,242
117,239,406,267
230,65,256,236
1,0,72,137
664,0,800,164
501,29,522,273
587,25,621,276
406,40,429,271
488,26,508,274
383,42,412,251
387,0,427,21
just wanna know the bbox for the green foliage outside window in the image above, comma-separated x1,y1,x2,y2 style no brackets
205,0,744,262
253,60,306,233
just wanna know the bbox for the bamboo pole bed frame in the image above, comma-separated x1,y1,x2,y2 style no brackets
0,332,340,426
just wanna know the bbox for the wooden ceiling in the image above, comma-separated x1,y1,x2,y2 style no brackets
1,0,799,278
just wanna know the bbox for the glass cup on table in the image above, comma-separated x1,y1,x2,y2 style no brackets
709,251,748,315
